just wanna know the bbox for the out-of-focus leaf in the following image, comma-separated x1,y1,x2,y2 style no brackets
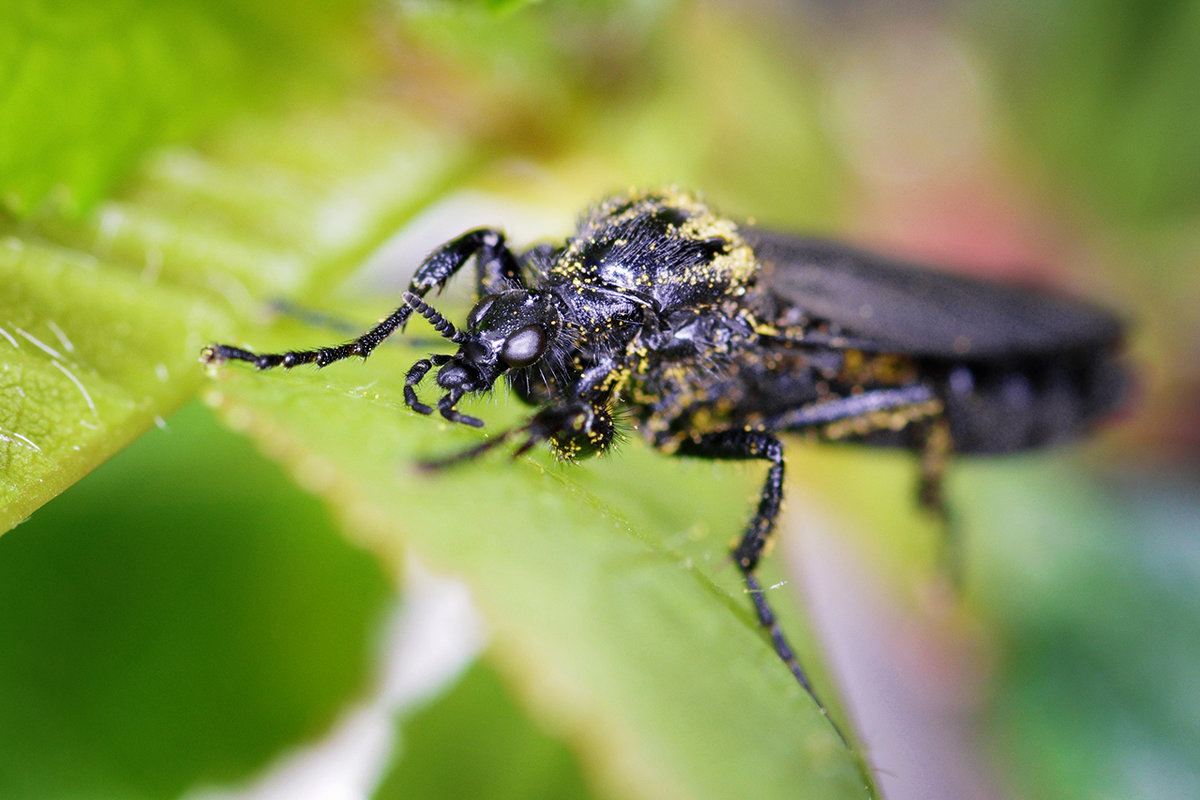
968,462,1200,800
375,659,596,800
0,0,377,217
564,8,844,228
788,441,1200,800
0,401,393,799
394,1,844,228
971,0,1200,220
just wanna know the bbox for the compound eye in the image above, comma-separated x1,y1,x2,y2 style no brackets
500,324,547,369
467,296,496,330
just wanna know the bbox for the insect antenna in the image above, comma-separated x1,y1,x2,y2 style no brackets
403,292,466,344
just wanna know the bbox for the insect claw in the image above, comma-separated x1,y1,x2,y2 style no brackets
199,345,224,365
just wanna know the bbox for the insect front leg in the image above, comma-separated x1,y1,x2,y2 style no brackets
675,429,850,747
202,228,520,370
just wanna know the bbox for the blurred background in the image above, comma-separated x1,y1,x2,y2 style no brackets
1,0,1197,798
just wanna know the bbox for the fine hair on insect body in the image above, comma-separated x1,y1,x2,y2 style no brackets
203,188,1127,748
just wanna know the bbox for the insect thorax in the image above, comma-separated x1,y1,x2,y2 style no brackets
549,189,758,315
528,190,767,407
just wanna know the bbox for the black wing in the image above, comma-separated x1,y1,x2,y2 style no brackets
744,229,1124,360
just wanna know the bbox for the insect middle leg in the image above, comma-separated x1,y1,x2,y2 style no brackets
202,229,521,370
419,400,616,470
674,429,849,747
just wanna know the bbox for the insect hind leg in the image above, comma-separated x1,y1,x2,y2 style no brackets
675,429,850,748
769,386,963,588
917,416,963,589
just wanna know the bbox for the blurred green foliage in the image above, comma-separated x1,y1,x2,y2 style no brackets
375,661,595,800
0,0,375,217
0,401,391,798
971,461,1200,800
1,0,1198,799
975,0,1200,222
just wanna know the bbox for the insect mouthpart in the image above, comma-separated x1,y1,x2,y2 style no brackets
435,357,481,391
395,293,491,426
402,352,487,428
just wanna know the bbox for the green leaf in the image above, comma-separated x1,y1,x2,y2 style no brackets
0,401,393,799
0,5,870,795
0,0,377,217
203,323,875,800
0,99,471,531
376,659,596,800
0,238,229,528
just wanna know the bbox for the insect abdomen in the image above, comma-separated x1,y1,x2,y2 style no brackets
936,347,1127,454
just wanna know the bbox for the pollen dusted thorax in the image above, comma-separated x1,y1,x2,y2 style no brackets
537,192,920,453
536,190,773,443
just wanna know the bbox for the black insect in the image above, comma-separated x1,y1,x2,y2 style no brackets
202,189,1126,746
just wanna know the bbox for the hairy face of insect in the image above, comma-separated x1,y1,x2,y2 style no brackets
435,290,561,394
